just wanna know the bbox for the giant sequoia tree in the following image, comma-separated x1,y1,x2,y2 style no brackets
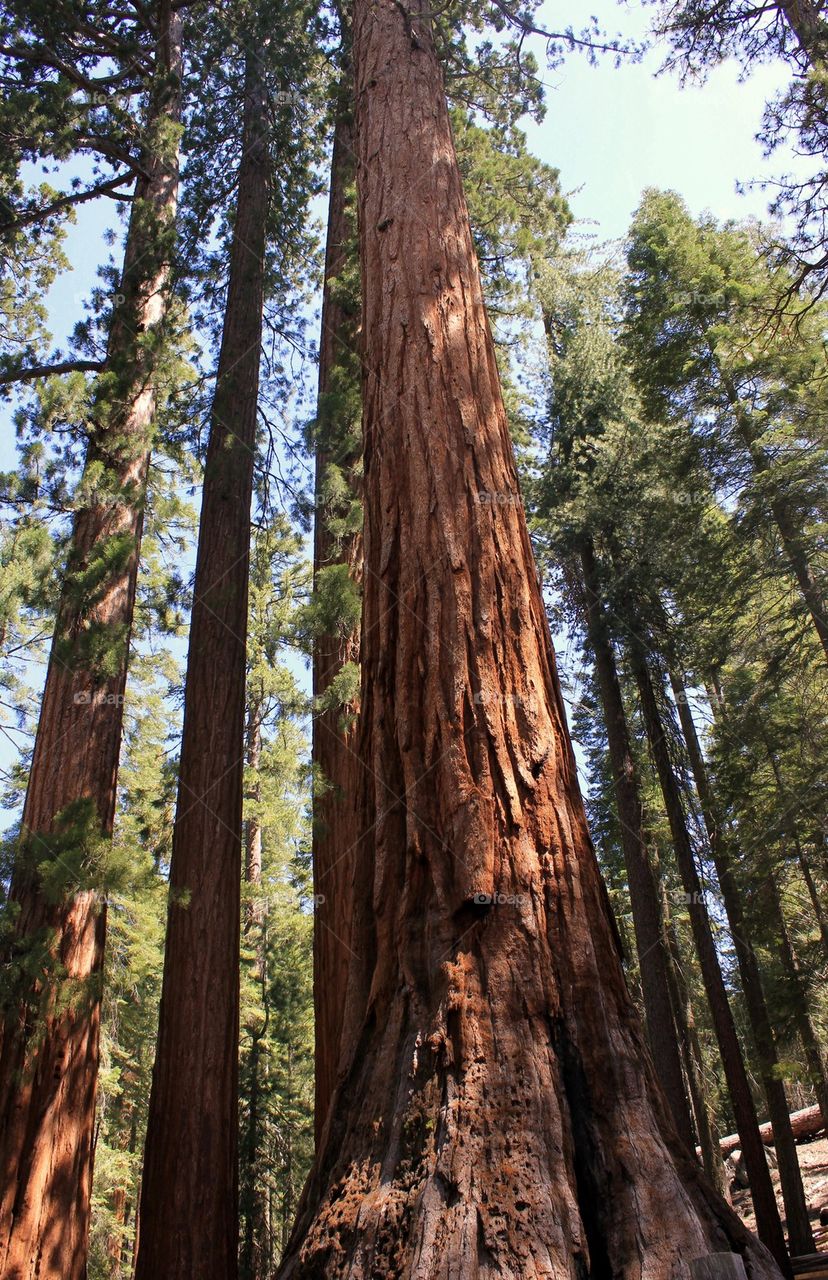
276,0,782,1274
133,37,271,1280
0,5,182,1276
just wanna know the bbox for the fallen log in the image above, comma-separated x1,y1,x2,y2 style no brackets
710,1105,825,1159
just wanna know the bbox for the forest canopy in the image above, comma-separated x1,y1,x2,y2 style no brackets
0,0,827,1277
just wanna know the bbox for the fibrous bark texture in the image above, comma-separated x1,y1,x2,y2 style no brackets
0,10,182,1277
276,3,784,1276
134,50,269,1280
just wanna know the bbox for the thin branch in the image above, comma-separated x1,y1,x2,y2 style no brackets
0,359,105,388
1,173,134,234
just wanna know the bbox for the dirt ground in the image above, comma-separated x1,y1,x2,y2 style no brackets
732,1133,828,1254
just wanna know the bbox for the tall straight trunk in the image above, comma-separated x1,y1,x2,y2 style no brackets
312,59,363,1146
245,702,264,946
104,1085,139,1273
240,697,269,1280
669,671,815,1258
796,844,828,960
578,540,695,1152
761,749,828,1123
0,10,182,1278
657,874,730,1200
763,871,828,1126
629,647,791,1269
134,50,269,1280
276,2,783,1274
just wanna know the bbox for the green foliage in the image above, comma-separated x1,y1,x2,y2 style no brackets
239,518,314,1274
529,229,828,1123
298,563,361,651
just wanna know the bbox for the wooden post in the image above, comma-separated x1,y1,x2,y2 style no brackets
690,1255,749,1280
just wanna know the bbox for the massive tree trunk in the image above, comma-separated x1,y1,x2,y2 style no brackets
312,55,363,1146
628,648,791,1268
134,50,269,1280
0,9,182,1278
578,540,696,1153
276,2,784,1275
669,671,815,1259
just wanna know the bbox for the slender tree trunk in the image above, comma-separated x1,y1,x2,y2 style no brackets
241,698,269,1280
669,672,815,1258
762,871,828,1126
629,648,791,1268
134,49,269,1280
312,52,363,1147
760,750,828,1124
578,540,695,1152
105,1095,139,1274
660,879,731,1201
276,2,784,1274
245,702,264,947
0,11,182,1278
795,844,828,961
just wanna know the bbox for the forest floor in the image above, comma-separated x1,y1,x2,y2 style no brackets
733,1132,828,1253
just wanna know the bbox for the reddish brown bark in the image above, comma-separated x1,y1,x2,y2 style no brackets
312,68,363,1146
276,2,784,1274
133,50,269,1280
0,10,182,1278
240,696,269,1280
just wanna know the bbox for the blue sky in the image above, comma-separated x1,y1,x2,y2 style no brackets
527,0,802,239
